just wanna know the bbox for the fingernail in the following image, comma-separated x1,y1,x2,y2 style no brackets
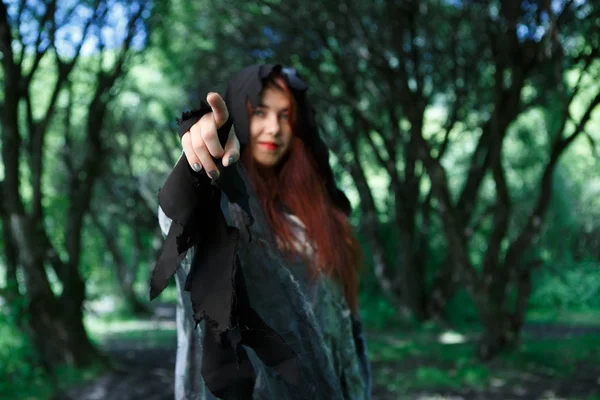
209,170,219,180
228,156,235,166
192,163,201,172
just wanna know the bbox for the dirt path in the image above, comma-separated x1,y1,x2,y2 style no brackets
62,345,176,400
62,305,600,400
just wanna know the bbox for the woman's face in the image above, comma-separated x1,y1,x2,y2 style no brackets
249,86,293,169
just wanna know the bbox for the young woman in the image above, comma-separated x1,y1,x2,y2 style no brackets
153,65,371,399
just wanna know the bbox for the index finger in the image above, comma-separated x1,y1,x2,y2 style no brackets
206,92,229,128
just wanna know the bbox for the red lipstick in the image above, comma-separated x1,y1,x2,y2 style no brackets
259,142,279,150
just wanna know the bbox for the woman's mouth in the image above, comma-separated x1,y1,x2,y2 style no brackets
259,142,279,151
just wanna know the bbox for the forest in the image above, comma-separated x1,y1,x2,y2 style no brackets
0,0,599,399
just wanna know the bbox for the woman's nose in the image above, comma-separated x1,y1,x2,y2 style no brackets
264,114,281,135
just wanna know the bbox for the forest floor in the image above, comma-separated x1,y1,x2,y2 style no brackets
60,303,600,400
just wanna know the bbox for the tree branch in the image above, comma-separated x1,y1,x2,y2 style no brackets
411,127,480,297
22,0,56,84
15,0,27,67
65,0,148,269
0,1,16,77
503,90,600,271
436,101,460,161
482,144,510,279
0,1,24,212
29,1,99,219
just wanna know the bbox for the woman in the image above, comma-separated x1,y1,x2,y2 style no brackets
152,64,371,399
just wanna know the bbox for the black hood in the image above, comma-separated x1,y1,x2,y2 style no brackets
223,64,351,215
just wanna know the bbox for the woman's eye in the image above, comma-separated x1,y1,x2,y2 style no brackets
280,113,289,120
254,109,265,116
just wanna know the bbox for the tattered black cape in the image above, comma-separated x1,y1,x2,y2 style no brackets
151,65,371,399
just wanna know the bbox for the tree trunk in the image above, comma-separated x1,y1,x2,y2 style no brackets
9,214,103,370
477,309,520,361
0,207,25,328
116,263,150,315
397,231,428,320
90,211,150,316
427,261,458,318
27,288,100,369
344,153,411,318
475,268,531,361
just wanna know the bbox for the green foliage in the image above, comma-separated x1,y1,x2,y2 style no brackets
529,262,600,311
527,309,600,327
444,289,481,324
0,315,49,399
85,311,177,347
0,313,104,399
358,289,402,330
368,323,600,395
413,364,490,389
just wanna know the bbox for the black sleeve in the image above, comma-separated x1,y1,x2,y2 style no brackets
151,103,301,396
149,103,245,301
176,100,216,139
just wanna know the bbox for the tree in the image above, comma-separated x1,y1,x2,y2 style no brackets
0,0,150,369
88,83,181,315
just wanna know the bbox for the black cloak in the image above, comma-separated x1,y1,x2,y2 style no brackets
150,64,370,399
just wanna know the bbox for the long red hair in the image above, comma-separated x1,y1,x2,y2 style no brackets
242,75,363,313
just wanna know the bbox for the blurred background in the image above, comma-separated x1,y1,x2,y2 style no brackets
0,0,599,399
